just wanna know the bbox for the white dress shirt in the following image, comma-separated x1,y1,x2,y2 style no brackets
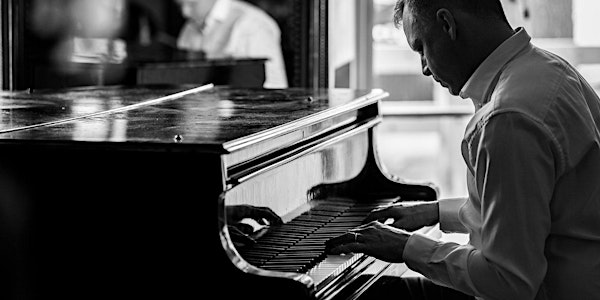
177,0,288,88
403,28,600,300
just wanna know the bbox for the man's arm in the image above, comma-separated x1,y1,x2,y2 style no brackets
403,112,555,300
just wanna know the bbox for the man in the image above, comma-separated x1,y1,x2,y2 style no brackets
175,0,288,88
326,0,600,299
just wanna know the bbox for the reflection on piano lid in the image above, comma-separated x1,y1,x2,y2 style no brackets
0,84,438,300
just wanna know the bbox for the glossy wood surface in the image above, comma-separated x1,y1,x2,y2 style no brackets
0,85,384,152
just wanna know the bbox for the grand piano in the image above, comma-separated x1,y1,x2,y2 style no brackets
0,84,438,300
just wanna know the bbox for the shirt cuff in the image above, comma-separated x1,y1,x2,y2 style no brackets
438,197,468,233
402,233,438,274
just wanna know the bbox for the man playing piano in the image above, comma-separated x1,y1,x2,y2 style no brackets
327,0,600,299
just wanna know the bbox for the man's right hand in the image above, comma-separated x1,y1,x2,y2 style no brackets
362,201,440,231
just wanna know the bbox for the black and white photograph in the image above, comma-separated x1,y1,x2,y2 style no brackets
0,0,599,299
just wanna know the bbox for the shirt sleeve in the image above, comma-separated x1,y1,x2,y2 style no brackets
438,197,468,233
403,112,555,300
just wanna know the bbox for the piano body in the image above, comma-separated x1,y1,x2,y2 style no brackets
0,84,438,299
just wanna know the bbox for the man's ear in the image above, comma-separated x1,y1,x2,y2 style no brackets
436,8,457,40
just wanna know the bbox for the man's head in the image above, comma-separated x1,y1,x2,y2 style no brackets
175,0,218,26
393,0,513,96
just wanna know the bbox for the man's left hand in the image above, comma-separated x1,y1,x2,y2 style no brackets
325,221,411,263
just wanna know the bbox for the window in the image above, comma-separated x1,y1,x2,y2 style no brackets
329,0,600,199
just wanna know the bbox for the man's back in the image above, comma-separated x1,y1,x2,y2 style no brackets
481,36,600,299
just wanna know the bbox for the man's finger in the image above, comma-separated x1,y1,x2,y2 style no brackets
252,207,283,225
362,207,396,224
228,225,256,246
327,241,366,255
326,231,358,251
354,220,380,229
235,222,255,234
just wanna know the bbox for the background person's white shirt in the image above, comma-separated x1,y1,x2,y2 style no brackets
177,0,288,88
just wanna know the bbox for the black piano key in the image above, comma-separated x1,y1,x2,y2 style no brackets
293,243,327,247
274,251,324,259
286,221,326,227
256,240,296,247
349,210,377,214
260,235,306,242
317,223,361,228
275,225,316,232
258,235,301,241
263,258,315,264
303,233,345,238
294,237,329,242
284,248,326,253
298,236,330,241
301,211,342,217
240,255,277,263
269,229,314,236
312,207,350,213
294,241,328,245
257,237,300,244
259,265,305,273
243,248,288,256
292,215,331,221
261,231,307,237
285,246,326,252
334,216,368,220
240,247,282,254
240,256,275,265
311,205,350,211
248,245,289,252
317,227,353,236
239,250,279,259
244,258,269,265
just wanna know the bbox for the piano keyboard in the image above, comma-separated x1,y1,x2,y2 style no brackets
237,198,398,287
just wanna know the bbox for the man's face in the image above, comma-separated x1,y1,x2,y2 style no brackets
176,0,216,25
402,7,463,96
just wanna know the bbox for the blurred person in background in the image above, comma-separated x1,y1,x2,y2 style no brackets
174,0,288,88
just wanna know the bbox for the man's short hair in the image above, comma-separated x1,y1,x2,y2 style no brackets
393,0,509,28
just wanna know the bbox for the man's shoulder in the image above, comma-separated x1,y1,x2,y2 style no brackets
493,47,577,105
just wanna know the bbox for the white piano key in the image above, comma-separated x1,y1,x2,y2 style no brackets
307,253,363,286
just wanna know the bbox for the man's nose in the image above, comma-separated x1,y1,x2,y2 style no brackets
421,57,432,76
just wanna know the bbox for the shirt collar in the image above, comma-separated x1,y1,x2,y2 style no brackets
459,27,532,105
205,0,231,29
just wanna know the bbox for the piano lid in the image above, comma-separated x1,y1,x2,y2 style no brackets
0,85,388,156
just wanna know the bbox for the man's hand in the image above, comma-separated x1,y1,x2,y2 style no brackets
228,225,257,247
226,204,283,226
362,201,439,231
225,205,283,247
325,221,411,263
